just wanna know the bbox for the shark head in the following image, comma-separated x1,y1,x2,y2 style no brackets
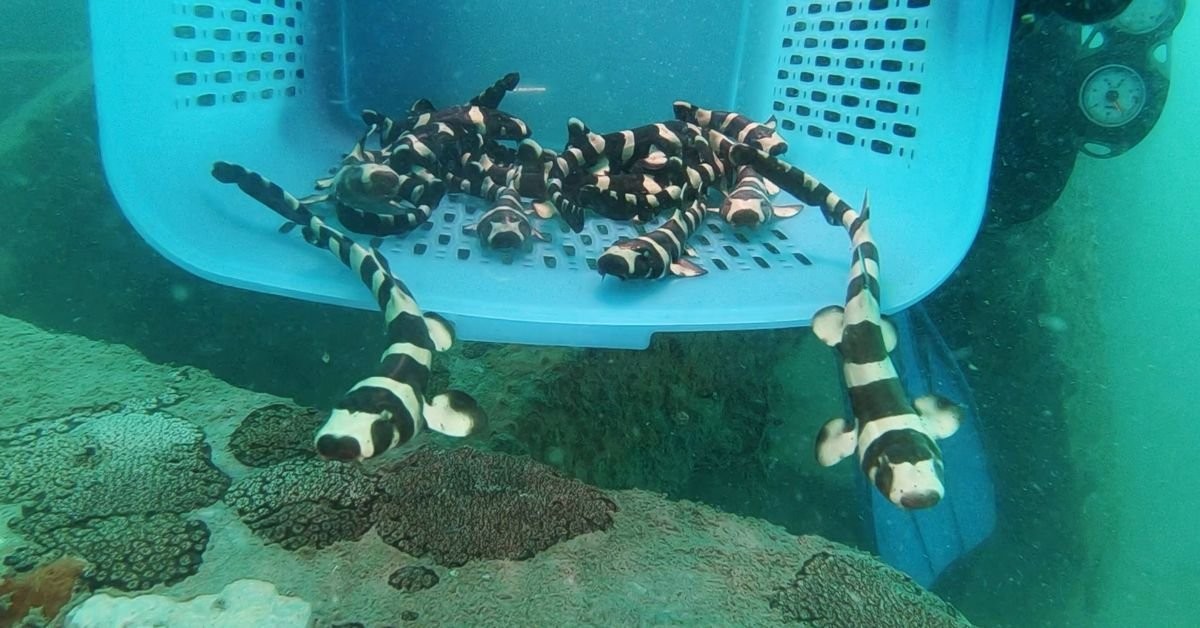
598,241,655,280
314,408,398,461
866,428,946,510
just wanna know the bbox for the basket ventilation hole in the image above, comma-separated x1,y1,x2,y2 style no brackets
775,0,928,160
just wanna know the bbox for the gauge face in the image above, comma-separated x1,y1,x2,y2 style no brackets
1079,64,1146,128
1111,0,1176,34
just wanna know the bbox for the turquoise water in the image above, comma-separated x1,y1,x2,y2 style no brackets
0,1,1196,626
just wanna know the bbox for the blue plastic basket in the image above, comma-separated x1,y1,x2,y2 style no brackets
89,0,1013,349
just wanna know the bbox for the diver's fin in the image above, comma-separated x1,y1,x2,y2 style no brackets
861,304,996,588
815,417,856,467
424,390,488,436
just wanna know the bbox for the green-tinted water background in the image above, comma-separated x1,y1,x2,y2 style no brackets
0,1,1197,625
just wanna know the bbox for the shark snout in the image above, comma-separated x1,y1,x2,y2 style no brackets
899,490,941,509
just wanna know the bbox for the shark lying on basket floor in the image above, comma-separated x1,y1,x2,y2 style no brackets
211,161,487,461
809,191,964,509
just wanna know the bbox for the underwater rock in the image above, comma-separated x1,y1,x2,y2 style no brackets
224,458,380,550
0,404,230,518
373,447,617,567
387,565,439,592
0,555,86,625
228,403,324,467
9,512,210,591
65,578,312,628
769,536,973,627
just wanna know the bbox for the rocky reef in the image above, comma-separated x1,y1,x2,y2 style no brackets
0,315,974,625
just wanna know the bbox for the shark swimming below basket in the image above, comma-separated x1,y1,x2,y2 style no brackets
89,0,1013,349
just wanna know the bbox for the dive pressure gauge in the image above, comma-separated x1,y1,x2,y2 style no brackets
1067,0,1182,157
1078,63,1146,128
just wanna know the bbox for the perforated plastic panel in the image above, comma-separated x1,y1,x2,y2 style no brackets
90,0,1013,349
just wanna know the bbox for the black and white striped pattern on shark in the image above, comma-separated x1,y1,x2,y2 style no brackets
673,101,789,156
728,144,856,227
811,194,962,510
718,164,801,228
597,186,707,280
211,161,486,461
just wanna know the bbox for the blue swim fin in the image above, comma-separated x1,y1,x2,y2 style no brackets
857,303,997,587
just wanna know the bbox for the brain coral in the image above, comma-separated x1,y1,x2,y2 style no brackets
0,404,229,591
387,565,439,592
228,403,325,467
372,447,618,567
224,458,380,550
0,404,229,516
770,536,973,627
10,513,210,591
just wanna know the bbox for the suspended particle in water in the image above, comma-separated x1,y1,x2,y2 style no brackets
170,283,191,303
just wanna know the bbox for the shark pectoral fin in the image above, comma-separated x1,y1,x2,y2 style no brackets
815,417,857,466
772,204,804,219
811,305,846,347
424,390,488,437
532,201,557,219
299,192,330,205
422,312,456,352
763,178,781,197
670,258,707,278
880,316,898,353
914,394,963,439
